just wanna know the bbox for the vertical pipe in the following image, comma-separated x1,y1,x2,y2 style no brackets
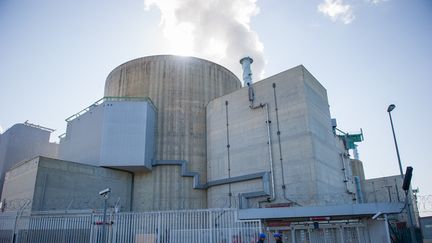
264,104,276,201
273,82,299,205
340,153,350,192
225,100,232,207
273,83,286,188
354,176,364,203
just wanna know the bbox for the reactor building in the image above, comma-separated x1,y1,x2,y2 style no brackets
0,55,413,216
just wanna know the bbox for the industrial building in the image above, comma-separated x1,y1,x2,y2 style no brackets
0,55,421,242
4,55,357,211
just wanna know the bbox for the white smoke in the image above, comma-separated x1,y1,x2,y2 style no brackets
318,0,355,24
145,0,266,80
0,125,3,134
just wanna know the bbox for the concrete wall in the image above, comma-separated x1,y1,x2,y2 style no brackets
0,123,58,196
363,175,419,226
206,65,353,208
1,157,39,211
59,104,104,166
104,55,241,211
59,99,156,171
364,175,404,204
2,156,133,212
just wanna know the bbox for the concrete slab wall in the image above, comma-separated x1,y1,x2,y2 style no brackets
363,175,419,226
59,104,104,166
31,157,132,211
303,68,355,204
104,55,241,211
59,99,156,171
206,65,352,208
0,123,58,196
1,157,39,211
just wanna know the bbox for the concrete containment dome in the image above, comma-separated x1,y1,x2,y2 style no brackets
104,55,241,210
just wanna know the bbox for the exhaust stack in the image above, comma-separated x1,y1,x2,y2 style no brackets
239,57,253,87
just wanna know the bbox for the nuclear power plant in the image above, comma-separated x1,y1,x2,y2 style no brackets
0,55,420,242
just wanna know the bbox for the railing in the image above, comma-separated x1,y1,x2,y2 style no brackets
65,96,156,122
0,208,261,243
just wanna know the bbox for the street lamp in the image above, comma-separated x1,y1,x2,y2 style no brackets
387,104,404,176
387,104,417,243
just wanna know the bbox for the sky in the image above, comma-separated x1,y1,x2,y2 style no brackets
0,0,431,215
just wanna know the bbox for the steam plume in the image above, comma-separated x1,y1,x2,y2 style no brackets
145,0,266,79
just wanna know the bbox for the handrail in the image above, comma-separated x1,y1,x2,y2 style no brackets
65,97,155,122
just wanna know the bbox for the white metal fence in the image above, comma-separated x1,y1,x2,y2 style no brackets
0,209,261,243
0,209,377,243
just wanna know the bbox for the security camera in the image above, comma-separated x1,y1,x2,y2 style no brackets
99,188,111,196
372,211,382,220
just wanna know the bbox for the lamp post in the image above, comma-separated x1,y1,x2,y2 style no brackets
387,104,417,243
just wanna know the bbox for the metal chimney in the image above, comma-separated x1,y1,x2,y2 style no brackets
239,57,253,87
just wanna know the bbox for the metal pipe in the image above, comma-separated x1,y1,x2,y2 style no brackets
250,103,276,202
340,153,351,193
272,83,300,206
246,105,275,208
263,103,276,202
247,103,276,207
225,101,232,208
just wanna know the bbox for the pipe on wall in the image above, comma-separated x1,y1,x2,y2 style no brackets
340,152,356,202
272,83,300,206
249,102,276,204
225,100,232,208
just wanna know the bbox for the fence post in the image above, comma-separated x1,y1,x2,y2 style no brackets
157,212,161,243
11,212,17,243
89,213,95,243
291,226,296,243
209,210,213,243
340,225,344,243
